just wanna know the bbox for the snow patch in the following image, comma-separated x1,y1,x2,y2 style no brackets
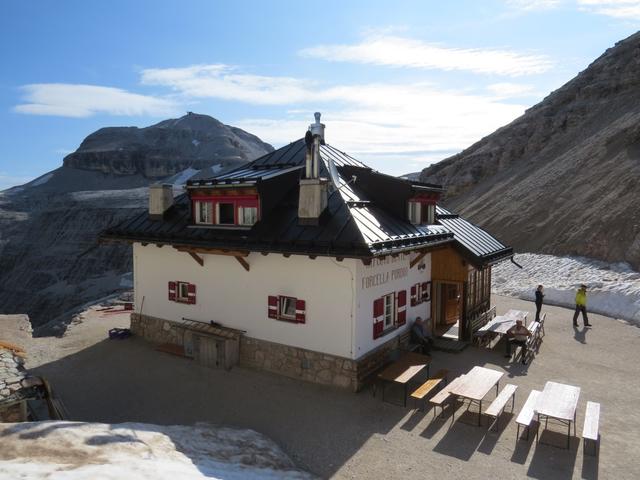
164,167,199,186
493,253,640,325
192,139,200,147
0,421,314,480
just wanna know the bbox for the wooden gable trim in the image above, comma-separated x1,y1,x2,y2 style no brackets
174,246,249,257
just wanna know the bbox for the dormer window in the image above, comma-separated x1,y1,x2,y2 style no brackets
408,198,435,225
192,190,260,227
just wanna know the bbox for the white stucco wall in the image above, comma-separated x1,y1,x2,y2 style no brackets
354,252,432,359
133,243,356,358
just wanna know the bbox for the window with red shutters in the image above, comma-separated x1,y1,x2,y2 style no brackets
187,283,197,304
396,290,407,326
295,299,306,323
268,295,307,324
410,284,417,306
168,281,196,304
268,296,279,318
421,281,431,302
191,194,260,227
373,297,384,339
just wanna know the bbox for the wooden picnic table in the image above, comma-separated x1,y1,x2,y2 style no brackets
535,381,581,448
505,309,529,324
449,366,504,425
377,352,431,407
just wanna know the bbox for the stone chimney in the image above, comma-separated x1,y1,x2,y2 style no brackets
149,184,173,220
298,113,328,226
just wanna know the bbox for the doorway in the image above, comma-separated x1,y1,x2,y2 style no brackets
433,281,462,339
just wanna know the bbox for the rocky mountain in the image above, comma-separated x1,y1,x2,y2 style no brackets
0,113,273,334
63,112,272,178
420,31,640,270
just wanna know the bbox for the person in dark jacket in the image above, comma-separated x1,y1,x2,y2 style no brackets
411,317,433,354
535,285,544,322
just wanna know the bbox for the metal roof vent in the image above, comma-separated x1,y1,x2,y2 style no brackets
308,112,325,144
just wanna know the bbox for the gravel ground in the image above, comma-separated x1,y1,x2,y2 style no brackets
2,295,639,479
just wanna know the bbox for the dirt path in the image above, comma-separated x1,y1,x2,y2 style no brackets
2,296,639,479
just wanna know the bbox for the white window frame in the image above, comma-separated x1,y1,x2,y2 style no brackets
382,293,395,329
279,296,297,320
408,201,421,225
177,281,190,302
425,204,435,225
194,201,213,225
238,206,258,226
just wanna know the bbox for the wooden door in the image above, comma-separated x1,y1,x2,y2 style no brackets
444,284,460,325
194,334,219,368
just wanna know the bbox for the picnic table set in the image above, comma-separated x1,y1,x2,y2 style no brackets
374,308,600,454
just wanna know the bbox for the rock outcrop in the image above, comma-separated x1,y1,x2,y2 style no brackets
420,31,640,269
63,112,272,177
0,114,273,333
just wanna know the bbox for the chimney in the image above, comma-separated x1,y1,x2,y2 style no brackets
298,112,328,225
149,184,173,220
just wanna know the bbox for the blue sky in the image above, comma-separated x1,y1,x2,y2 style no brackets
1,0,638,189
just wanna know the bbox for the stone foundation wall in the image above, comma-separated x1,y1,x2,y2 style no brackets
131,313,404,392
239,337,357,390
0,402,26,422
130,312,183,345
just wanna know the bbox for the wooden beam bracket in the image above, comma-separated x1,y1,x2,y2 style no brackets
410,251,428,269
235,256,250,272
188,251,204,267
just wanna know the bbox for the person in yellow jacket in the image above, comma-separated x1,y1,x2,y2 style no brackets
572,284,592,327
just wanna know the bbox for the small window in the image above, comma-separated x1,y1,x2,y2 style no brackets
239,206,258,226
216,203,235,224
195,201,213,224
279,296,297,320
177,282,190,302
424,204,435,224
408,201,421,225
382,293,395,328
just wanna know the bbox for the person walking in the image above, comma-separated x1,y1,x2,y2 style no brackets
572,284,592,327
534,285,544,322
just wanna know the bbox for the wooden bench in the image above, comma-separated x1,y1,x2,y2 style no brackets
398,330,422,354
485,383,518,430
516,389,541,441
429,374,465,420
410,369,449,411
538,312,546,337
582,401,601,456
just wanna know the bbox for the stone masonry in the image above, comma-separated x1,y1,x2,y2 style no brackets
131,313,404,392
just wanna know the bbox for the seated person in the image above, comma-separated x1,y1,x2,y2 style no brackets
411,317,433,354
505,320,532,364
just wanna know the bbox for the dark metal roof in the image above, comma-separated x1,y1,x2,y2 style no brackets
187,165,302,187
101,139,510,262
436,206,513,265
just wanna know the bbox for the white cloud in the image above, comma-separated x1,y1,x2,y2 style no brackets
14,84,178,118
506,0,562,10
298,35,553,76
486,82,537,98
140,64,316,105
577,0,640,19
140,64,528,174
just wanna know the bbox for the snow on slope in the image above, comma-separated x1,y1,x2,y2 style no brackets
493,253,640,325
0,421,314,480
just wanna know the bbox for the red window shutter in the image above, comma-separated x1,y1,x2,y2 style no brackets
295,299,306,323
168,281,177,301
268,296,279,319
187,283,197,304
410,284,417,306
421,282,430,301
373,298,384,339
397,290,407,326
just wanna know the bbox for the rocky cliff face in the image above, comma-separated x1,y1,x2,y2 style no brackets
0,114,273,334
63,112,272,178
421,31,640,269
